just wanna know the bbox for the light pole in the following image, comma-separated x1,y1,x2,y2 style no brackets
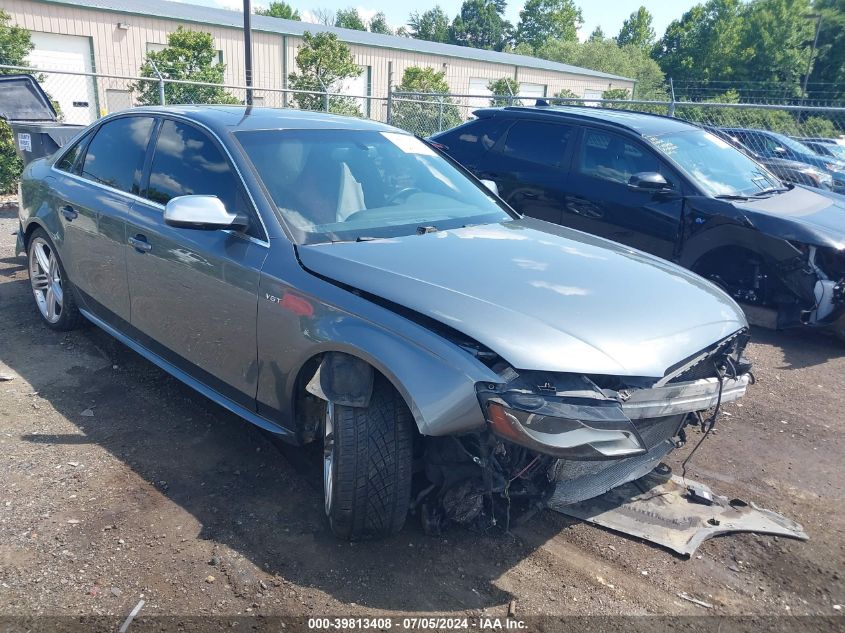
802,13,822,99
243,0,253,106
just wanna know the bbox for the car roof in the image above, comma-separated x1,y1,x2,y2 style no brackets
121,105,399,135
470,105,699,136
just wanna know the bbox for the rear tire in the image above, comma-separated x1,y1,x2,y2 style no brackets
324,375,413,540
27,228,84,332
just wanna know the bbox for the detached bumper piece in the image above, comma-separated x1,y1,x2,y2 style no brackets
553,467,808,556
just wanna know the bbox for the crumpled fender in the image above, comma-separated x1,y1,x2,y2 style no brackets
679,198,817,303
255,245,503,438
288,319,498,436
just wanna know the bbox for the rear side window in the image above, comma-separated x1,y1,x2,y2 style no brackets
80,116,154,194
501,120,573,167
435,118,508,163
146,119,238,213
55,130,93,174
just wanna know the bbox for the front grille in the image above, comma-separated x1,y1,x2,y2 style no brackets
548,414,685,506
669,358,719,383
666,330,747,384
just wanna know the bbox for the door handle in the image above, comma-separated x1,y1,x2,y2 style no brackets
128,235,152,253
521,191,538,200
61,205,78,221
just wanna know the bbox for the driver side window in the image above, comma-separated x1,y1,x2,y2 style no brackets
146,119,265,241
578,129,671,186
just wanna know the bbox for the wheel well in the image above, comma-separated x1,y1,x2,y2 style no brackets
692,246,785,305
292,352,421,446
22,221,45,250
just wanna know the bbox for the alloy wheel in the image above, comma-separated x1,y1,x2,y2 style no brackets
323,401,335,516
29,237,64,324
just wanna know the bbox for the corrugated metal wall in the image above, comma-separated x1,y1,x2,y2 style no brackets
4,0,635,111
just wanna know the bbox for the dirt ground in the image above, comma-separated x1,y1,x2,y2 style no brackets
1,205,843,627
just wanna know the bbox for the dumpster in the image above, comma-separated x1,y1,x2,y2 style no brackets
0,74,85,167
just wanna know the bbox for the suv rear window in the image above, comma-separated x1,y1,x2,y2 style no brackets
501,120,572,167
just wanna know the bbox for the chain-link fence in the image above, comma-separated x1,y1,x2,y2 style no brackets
0,64,387,124
3,62,845,175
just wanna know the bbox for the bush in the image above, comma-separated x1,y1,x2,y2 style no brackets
0,120,23,194
391,67,462,136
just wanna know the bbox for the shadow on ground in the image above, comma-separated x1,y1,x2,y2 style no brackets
0,272,570,612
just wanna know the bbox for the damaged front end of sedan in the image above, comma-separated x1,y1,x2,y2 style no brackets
418,332,752,534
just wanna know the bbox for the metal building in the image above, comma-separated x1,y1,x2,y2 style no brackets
2,0,634,123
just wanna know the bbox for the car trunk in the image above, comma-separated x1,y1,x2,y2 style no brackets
0,74,85,166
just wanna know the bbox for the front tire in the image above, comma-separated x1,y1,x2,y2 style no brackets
324,375,413,540
27,228,84,331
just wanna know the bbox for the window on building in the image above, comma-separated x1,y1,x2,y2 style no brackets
80,116,155,193
583,89,603,106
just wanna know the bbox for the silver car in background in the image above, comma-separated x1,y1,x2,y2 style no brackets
17,106,752,539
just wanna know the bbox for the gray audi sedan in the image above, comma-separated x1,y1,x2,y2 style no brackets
17,106,752,540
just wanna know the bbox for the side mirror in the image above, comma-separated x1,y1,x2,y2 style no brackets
164,195,248,231
480,179,499,196
773,146,788,156
628,172,672,192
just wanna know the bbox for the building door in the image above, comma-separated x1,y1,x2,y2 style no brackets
518,82,545,105
26,32,98,124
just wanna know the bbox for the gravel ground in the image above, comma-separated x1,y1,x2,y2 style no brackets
1,206,843,627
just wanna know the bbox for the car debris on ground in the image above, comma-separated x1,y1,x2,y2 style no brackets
553,467,808,556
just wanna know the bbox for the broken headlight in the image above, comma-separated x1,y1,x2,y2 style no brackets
481,390,647,460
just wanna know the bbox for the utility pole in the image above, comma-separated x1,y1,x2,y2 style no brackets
802,14,822,99
243,0,253,105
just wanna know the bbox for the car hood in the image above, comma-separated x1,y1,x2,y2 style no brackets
297,218,747,377
726,186,845,249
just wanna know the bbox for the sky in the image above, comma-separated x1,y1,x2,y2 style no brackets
195,0,700,42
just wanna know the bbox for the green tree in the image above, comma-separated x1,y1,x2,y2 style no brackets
652,0,745,83
808,0,845,101
369,12,392,34
602,87,630,100
0,11,34,191
553,88,583,105
588,26,606,42
391,66,462,135
538,37,668,100
288,31,362,116
616,6,655,49
515,0,582,51
255,1,300,20
335,7,367,31
450,0,513,51
133,28,239,106
408,7,451,43
735,0,813,91
487,77,520,105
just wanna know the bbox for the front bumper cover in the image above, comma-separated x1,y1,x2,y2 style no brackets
481,374,749,460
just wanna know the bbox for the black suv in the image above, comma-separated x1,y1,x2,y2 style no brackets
431,106,845,338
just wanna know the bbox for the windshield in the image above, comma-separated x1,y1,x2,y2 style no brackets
236,129,511,243
645,129,783,197
819,143,845,161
